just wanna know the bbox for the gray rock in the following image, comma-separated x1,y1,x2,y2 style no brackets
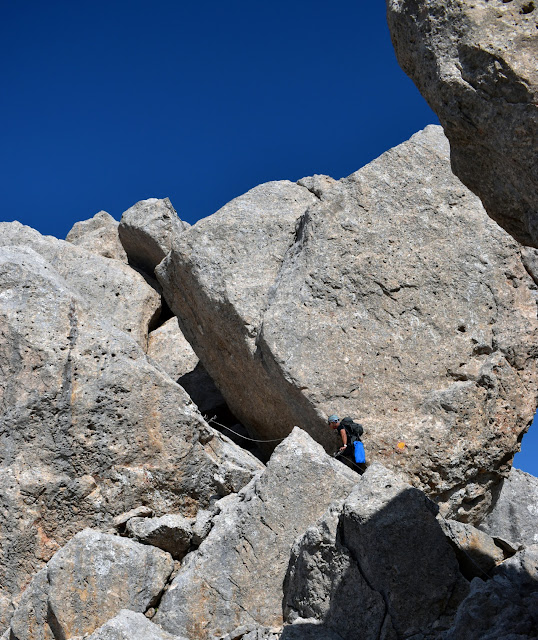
438,517,504,579
154,428,359,639
444,545,538,640
157,126,538,523
386,0,538,248
113,505,154,530
119,197,190,274
340,464,469,638
0,221,161,349
65,210,128,263
126,514,193,560
478,467,538,548
87,610,187,640
9,529,174,640
284,502,394,640
0,246,264,633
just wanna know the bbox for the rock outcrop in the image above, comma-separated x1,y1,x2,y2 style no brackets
118,198,190,274
66,210,128,263
0,221,160,349
87,610,187,640
478,467,538,548
157,125,538,522
0,246,263,631
8,529,174,640
386,0,538,247
153,428,359,639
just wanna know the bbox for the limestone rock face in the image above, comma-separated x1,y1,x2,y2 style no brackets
65,210,128,262
147,317,199,379
119,198,190,274
386,0,538,247
443,545,538,640
0,221,160,349
478,467,538,547
8,530,174,640
87,610,187,640
153,428,358,639
126,514,193,560
157,126,538,522
0,246,263,632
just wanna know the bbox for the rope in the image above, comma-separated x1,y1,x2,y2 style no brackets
206,416,288,443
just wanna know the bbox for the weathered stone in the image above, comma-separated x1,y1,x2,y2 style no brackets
444,545,538,640
340,464,469,638
9,529,174,640
478,467,538,547
154,428,358,639
284,502,394,640
126,514,193,560
387,0,538,248
119,197,190,274
438,517,504,579
157,125,538,522
0,247,264,633
65,210,128,262
0,221,160,349
87,609,187,640
113,505,154,530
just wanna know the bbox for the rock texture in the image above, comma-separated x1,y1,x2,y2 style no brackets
87,610,187,640
65,210,128,262
126,514,193,560
478,467,538,547
157,125,538,522
119,197,190,274
153,428,359,639
0,246,263,632
0,221,160,349
8,529,174,640
387,0,538,247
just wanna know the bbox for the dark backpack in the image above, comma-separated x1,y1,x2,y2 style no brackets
341,417,363,442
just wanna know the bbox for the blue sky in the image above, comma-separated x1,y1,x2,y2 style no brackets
1,1,535,476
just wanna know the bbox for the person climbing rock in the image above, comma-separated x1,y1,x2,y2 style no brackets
328,414,366,468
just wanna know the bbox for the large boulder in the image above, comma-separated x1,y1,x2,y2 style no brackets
157,126,538,522
0,221,160,349
8,529,174,640
118,197,190,274
478,467,538,548
87,610,187,640
153,428,359,639
65,210,128,263
386,0,538,247
0,246,264,632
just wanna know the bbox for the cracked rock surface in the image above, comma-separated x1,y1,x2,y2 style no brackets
0,246,263,633
153,428,359,639
387,0,538,247
157,125,538,522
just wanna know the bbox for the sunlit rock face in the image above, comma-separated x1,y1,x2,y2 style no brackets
387,0,538,247
66,210,128,263
158,125,538,523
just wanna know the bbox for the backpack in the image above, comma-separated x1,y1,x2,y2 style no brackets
340,417,363,442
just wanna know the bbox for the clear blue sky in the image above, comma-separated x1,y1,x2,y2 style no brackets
1,1,535,476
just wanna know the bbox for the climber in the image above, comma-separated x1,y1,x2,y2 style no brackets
328,414,366,467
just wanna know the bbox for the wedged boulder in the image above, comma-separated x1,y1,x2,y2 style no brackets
153,428,359,639
126,514,193,560
478,467,538,548
65,210,128,262
0,247,264,632
119,197,190,274
0,221,160,349
8,529,174,640
386,0,538,247
437,517,504,579
87,610,187,640
285,464,468,640
444,545,538,640
157,125,538,522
